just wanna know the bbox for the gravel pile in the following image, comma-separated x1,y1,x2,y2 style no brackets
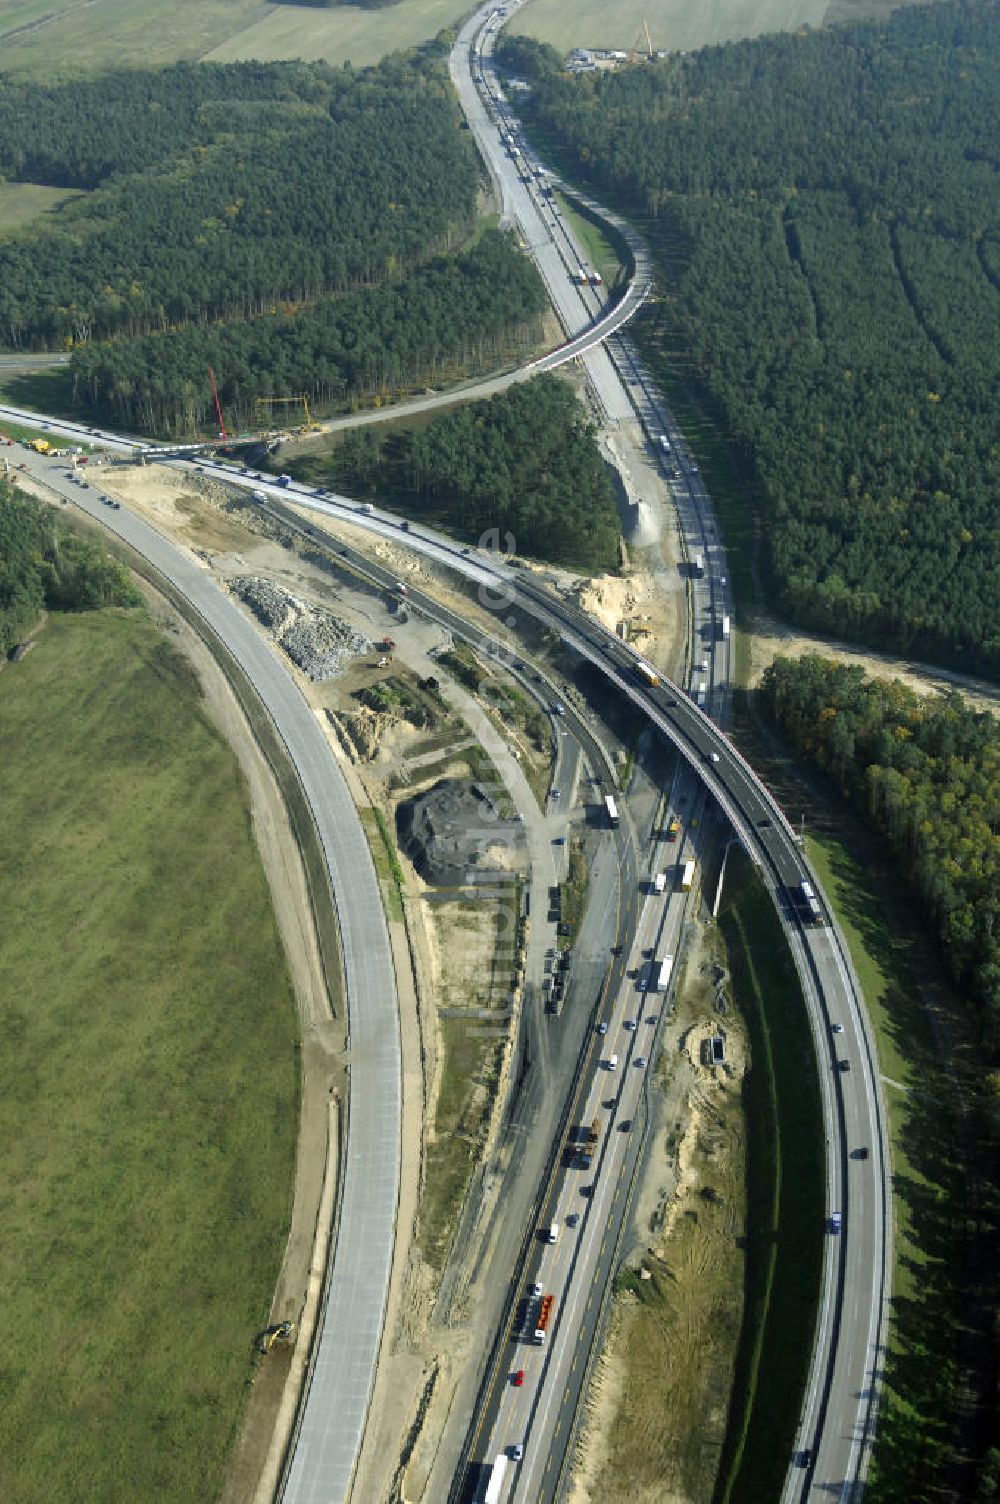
230,576,293,631
230,576,370,681
283,616,370,681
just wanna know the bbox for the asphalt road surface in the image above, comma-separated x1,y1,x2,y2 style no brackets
10,453,401,1504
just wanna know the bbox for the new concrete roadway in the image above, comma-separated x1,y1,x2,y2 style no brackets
9,453,402,1504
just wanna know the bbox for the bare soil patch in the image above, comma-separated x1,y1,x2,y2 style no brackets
748,611,1000,717
572,923,747,1504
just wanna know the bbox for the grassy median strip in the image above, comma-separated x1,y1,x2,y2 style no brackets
715,854,824,1503
0,610,299,1504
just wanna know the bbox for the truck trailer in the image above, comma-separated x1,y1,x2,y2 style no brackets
476,1455,508,1504
635,659,660,688
656,955,674,992
534,1294,555,1344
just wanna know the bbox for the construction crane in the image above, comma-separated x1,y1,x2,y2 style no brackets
256,395,321,434
629,17,655,62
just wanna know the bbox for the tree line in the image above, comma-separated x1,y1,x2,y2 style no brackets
759,652,1000,1500
70,231,547,436
502,1,1000,675
762,655,1000,1031
0,482,139,652
291,374,622,572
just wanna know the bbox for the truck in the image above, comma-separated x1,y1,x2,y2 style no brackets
604,794,619,827
534,1294,555,1344
276,474,292,488
666,817,681,842
29,439,50,453
590,270,603,286
251,489,267,502
635,659,660,688
680,859,696,892
575,266,589,286
395,580,409,597
653,871,667,894
721,615,731,640
582,1116,602,1165
476,1455,508,1504
656,955,674,992
692,552,705,577
798,879,824,924
545,1220,559,1244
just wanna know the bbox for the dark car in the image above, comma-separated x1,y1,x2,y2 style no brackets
851,1146,870,1160
838,1059,851,1073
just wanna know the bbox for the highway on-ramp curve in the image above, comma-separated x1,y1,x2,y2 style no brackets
11,456,401,1504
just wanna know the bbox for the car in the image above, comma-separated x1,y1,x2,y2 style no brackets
797,1448,813,1468
512,1369,525,1387
551,788,561,799
831,1023,844,1034
510,1444,524,1462
707,751,720,764
829,1212,843,1233
529,1282,543,1300
852,1146,870,1160
580,1184,593,1199
566,1213,579,1228
553,836,566,846
838,1059,851,1072
552,703,566,716
619,1118,632,1132
624,1019,637,1031
597,1021,609,1036
635,1055,647,1068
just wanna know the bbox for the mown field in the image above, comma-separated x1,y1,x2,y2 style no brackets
205,0,471,69
0,0,269,76
0,609,299,1503
510,0,828,55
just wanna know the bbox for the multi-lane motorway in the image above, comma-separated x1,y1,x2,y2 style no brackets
1,9,891,1492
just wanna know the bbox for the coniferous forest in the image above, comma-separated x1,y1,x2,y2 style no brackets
504,0,1000,674
0,53,547,433
292,375,622,573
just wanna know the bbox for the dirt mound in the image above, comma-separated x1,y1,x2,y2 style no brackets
396,779,524,888
229,576,370,680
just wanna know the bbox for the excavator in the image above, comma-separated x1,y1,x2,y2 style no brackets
255,1320,296,1355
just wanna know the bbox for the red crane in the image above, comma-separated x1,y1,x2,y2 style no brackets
208,366,228,444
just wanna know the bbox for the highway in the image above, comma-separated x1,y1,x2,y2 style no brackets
0,15,891,1490
4,451,402,1504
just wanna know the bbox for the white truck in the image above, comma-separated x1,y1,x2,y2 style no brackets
680,859,696,892
476,1455,508,1504
653,872,667,894
656,955,674,992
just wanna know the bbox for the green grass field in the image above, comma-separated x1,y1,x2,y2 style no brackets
0,0,270,76
0,179,85,232
715,854,824,1503
0,609,299,1503
511,0,828,56
204,0,471,69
